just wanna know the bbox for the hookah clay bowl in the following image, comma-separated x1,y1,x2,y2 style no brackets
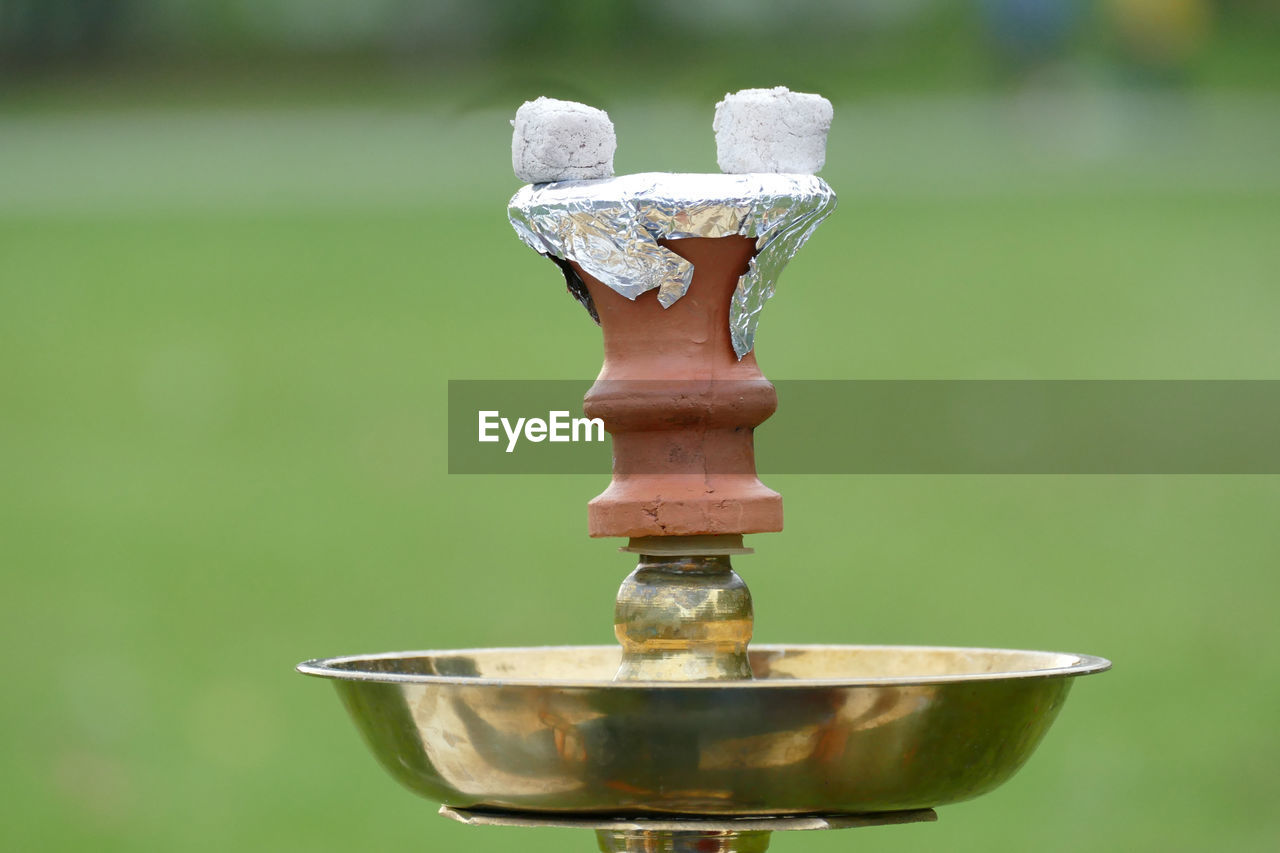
298,644,1109,817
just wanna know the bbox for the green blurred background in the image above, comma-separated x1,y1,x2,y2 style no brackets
2,1,1278,851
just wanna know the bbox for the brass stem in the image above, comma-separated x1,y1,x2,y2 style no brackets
613,553,754,682
596,829,771,853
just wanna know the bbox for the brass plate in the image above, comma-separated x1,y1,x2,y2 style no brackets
298,644,1108,816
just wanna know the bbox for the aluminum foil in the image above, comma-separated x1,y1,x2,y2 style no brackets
508,172,837,358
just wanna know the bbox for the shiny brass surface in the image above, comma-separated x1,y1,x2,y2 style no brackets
441,807,938,853
597,827,772,853
614,555,754,682
297,644,1109,817
438,806,937,832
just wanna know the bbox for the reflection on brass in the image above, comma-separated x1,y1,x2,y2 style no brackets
614,555,754,682
597,828,772,853
440,806,938,853
298,644,1110,817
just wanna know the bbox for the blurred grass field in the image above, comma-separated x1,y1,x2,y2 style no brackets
2,84,1279,853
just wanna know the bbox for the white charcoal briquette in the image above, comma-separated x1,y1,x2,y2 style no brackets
511,97,616,184
713,87,833,175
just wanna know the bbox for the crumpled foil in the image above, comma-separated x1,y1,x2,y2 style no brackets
508,172,837,358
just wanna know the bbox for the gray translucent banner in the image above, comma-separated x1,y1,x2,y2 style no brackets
448,380,1280,474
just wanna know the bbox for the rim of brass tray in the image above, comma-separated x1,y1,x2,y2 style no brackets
438,805,939,831
296,643,1112,687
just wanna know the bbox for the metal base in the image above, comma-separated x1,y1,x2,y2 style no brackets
441,806,937,853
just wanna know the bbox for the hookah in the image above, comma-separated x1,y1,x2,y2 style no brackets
299,90,1108,852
